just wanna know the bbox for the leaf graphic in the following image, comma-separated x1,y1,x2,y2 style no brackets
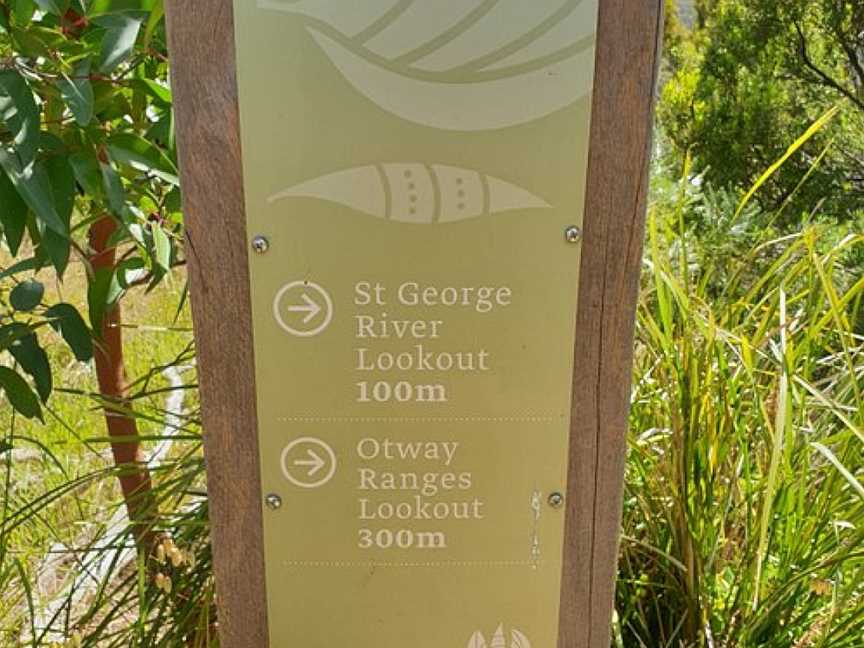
490,625,506,648
467,631,487,648
258,0,598,131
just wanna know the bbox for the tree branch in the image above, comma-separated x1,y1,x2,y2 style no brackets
795,21,864,113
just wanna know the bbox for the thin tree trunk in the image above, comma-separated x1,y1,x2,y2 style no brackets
89,216,158,554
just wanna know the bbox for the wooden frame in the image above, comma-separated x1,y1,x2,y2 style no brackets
164,2,663,646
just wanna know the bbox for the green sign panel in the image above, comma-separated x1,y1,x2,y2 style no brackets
232,1,599,645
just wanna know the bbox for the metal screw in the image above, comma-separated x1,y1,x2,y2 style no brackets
251,235,270,254
548,492,565,509
265,493,283,510
565,226,582,244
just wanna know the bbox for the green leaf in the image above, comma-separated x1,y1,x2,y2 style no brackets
0,152,69,237
0,257,38,282
69,151,102,196
165,186,182,214
34,0,66,15
151,223,171,272
0,69,40,163
99,161,128,218
9,279,44,311
87,266,124,334
7,328,52,402
40,155,76,276
116,255,145,288
45,303,93,362
734,105,841,224
13,0,37,25
97,15,143,73
0,170,27,255
107,133,178,185
0,366,43,421
128,78,172,106
57,59,94,127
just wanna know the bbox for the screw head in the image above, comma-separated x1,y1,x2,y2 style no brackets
565,226,582,244
251,235,270,254
265,493,283,510
548,492,565,509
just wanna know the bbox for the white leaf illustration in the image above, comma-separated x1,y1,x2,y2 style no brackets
257,0,598,131
511,629,532,648
467,631,488,648
490,625,507,648
268,163,551,223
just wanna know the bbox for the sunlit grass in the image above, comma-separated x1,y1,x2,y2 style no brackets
0,254,203,646
615,176,864,647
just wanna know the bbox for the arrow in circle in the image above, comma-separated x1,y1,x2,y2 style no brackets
293,449,326,476
287,293,322,324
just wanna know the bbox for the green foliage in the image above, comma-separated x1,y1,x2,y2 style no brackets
659,0,864,224
0,0,182,420
615,168,864,646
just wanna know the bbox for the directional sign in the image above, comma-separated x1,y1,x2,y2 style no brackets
231,1,599,646
273,281,334,337
169,0,661,643
280,437,337,489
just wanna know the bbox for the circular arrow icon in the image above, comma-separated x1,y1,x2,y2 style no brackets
273,281,334,337
280,437,337,489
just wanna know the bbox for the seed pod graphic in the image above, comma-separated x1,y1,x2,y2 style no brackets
490,626,507,648
257,0,598,131
268,163,550,223
511,629,531,648
465,625,531,648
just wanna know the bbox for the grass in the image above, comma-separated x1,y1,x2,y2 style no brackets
615,173,864,646
0,252,209,646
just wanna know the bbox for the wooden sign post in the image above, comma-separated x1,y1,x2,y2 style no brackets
165,1,662,646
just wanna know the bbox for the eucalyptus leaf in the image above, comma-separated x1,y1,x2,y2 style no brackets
45,303,93,362
13,0,37,25
97,15,143,73
128,78,172,105
57,59,94,126
87,266,124,334
0,170,28,255
40,155,76,276
34,0,65,15
0,366,43,421
151,222,171,272
99,161,129,219
0,69,40,163
107,132,178,185
69,151,103,196
10,279,44,311
7,328,52,402
0,152,69,237
0,257,38,282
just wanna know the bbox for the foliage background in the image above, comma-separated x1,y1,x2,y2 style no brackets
0,1,862,646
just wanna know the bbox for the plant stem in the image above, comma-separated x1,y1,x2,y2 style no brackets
89,216,158,555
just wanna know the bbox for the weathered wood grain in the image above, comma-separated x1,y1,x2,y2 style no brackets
558,1,664,647
166,0,662,645
164,2,269,646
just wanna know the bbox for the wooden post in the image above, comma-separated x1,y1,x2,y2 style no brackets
165,2,663,647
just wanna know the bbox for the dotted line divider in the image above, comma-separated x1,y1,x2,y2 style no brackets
276,416,560,423
282,560,544,568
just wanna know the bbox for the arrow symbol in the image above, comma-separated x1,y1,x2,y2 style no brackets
287,293,322,324
293,449,326,476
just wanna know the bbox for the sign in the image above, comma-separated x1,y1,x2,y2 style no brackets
233,1,597,646
165,0,663,645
